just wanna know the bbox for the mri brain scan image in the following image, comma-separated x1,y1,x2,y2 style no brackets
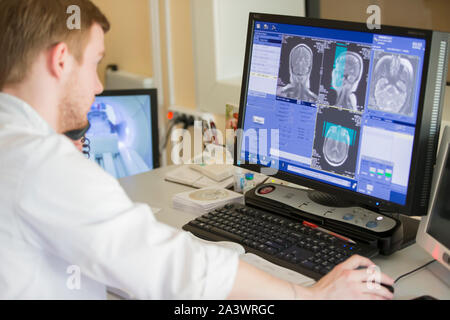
331,51,363,111
368,53,417,116
279,43,318,102
323,125,351,167
291,44,313,76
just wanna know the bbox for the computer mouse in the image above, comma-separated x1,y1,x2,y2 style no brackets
380,282,395,294
412,295,438,300
356,266,395,294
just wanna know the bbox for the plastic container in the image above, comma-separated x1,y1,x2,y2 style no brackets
243,173,255,194
233,168,245,193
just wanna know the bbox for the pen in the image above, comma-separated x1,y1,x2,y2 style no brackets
302,221,357,244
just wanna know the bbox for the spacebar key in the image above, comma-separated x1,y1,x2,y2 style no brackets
209,227,244,243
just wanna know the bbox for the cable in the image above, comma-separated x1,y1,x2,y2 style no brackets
82,137,91,159
394,260,435,284
161,120,177,151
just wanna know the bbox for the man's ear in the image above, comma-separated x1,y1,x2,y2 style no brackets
47,42,72,80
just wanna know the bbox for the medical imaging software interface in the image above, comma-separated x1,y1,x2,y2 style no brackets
85,95,155,179
239,21,426,205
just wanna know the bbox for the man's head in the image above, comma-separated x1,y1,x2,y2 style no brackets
0,0,110,133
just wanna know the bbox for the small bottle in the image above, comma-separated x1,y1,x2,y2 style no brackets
243,173,255,194
233,168,245,193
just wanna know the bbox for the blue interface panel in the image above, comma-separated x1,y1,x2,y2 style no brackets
238,21,426,205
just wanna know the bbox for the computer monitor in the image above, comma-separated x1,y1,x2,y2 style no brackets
85,89,159,179
235,13,449,216
416,125,450,285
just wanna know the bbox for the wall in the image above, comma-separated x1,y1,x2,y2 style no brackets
91,0,154,84
166,0,197,110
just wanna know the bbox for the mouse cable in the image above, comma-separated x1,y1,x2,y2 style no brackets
394,260,436,284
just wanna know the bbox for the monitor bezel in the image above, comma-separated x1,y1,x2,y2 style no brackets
416,126,450,270
94,88,160,170
235,12,435,215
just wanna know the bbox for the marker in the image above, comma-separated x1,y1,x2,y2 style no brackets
302,221,357,244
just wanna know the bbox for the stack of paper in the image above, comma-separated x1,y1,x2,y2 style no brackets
165,165,233,188
190,164,234,182
173,187,244,216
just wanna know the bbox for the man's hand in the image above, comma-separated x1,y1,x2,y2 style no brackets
308,255,394,300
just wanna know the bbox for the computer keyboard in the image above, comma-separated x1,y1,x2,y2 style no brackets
183,203,379,280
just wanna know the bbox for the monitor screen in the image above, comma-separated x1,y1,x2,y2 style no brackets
237,16,433,210
426,143,450,249
85,90,159,179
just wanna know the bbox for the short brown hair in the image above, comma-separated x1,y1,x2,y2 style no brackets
0,0,110,90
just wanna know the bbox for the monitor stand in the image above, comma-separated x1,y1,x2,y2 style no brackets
389,213,420,250
427,262,450,287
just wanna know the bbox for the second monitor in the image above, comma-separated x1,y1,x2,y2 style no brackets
85,89,159,179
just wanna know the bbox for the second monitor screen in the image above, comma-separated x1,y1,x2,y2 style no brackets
85,94,155,179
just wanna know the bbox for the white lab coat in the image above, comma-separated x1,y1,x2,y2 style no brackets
0,93,239,299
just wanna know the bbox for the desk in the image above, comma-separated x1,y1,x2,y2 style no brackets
117,165,450,300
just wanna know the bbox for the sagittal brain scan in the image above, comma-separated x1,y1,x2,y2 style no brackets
276,36,323,103
312,107,361,178
319,42,371,112
368,52,418,117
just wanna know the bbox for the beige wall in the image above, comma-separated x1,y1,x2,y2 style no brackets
167,0,197,110
92,0,154,84
91,1,449,122
92,0,196,112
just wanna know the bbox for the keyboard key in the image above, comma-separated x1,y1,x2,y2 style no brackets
300,260,316,270
264,241,284,251
274,238,290,248
321,261,330,267
209,226,244,243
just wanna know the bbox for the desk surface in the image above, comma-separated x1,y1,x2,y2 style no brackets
118,165,450,300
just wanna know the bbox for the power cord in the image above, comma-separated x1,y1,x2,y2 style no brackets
394,260,436,284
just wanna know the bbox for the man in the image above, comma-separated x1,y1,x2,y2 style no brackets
0,0,394,300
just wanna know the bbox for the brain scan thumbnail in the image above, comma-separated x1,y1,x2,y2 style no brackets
368,53,417,116
331,51,363,111
323,124,351,167
278,43,318,102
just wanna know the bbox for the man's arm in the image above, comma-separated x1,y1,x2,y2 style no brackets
228,255,394,300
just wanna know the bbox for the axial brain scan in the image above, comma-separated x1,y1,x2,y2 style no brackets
323,125,351,167
370,54,415,116
331,51,363,111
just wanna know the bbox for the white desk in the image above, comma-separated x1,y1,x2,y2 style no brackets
117,165,450,300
